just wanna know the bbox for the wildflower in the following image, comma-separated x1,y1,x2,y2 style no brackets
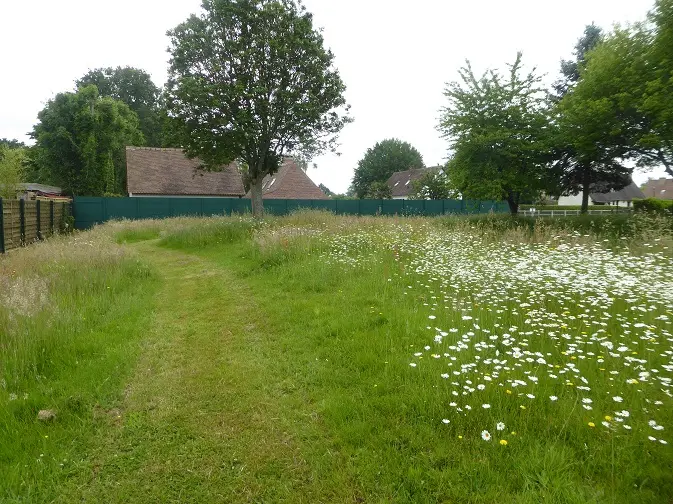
549,395,558,401
496,422,505,431
612,396,623,403
588,422,595,427
499,439,508,446
482,404,491,409
648,436,657,441
481,430,491,441
442,419,450,424
477,384,486,391
458,435,463,439
506,389,512,395
604,416,612,421
660,440,668,445
520,405,526,410
409,363,417,368
526,394,535,399
428,315,436,320
602,421,611,428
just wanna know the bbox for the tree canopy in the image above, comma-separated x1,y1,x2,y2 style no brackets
439,54,551,214
410,169,456,200
0,146,25,199
31,85,143,196
77,67,166,147
350,139,424,199
165,0,351,216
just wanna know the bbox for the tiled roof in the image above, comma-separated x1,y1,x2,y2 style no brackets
247,159,328,200
641,177,673,200
126,147,245,197
590,181,645,203
386,168,435,198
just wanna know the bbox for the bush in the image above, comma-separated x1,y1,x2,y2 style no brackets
633,198,673,214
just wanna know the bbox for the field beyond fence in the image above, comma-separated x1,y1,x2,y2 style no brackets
0,198,70,252
72,197,509,230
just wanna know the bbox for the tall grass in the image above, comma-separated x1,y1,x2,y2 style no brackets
0,229,157,501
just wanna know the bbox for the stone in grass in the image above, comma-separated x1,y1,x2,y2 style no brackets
37,409,56,422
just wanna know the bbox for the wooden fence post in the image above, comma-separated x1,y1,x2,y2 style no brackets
50,200,54,235
36,200,41,239
19,199,25,245
0,198,4,253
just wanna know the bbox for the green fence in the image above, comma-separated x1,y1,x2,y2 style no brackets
73,197,509,230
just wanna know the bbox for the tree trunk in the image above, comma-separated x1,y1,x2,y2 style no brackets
250,179,264,218
581,165,590,215
506,195,519,215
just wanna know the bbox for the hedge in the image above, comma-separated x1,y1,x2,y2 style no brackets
632,198,673,214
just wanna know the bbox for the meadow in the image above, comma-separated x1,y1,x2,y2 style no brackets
0,212,672,503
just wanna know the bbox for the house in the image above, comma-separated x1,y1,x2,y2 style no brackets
557,179,645,207
245,158,327,199
386,168,436,200
641,177,673,200
126,146,245,197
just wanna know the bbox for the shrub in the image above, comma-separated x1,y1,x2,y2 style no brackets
632,198,673,214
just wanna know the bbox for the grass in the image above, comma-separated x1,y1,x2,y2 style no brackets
1,212,672,502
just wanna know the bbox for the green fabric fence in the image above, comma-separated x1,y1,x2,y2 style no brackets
73,197,509,230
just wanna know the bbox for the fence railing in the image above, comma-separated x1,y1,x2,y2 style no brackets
73,197,510,230
519,208,633,218
0,199,70,253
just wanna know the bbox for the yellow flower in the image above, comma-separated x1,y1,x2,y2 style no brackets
604,415,612,422
506,389,512,395
458,435,463,439
510,431,517,436
520,405,526,410
588,422,595,427
499,440,508,446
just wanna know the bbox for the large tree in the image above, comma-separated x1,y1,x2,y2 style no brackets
410,168,456,200
439,54,551,214
350,139,424,198
31,85,143,195
548,23,634,213
165,0,351,216
589,1,673,177
77,67,165,147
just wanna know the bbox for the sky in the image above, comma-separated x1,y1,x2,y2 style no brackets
0,0,668,193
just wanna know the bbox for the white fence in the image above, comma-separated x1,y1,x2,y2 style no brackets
520,208,632,218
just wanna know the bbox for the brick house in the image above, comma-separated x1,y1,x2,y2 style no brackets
641,177,673,200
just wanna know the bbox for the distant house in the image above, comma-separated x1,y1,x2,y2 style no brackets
126,147,245,198
641,177,673,200
386,168,436,200
245,158,327,200
557,179,645,207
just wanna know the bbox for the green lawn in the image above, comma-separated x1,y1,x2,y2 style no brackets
1,214,672,503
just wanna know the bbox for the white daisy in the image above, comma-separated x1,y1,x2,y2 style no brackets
496,422,505,431
481,430,491,441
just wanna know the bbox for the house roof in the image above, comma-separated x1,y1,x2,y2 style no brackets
247,159,327,200
386,168,436,198
126,147,245,197
590,181,645,203
19,183,63,194
641,177,673,200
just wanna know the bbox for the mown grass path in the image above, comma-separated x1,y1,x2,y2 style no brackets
60,242,356,503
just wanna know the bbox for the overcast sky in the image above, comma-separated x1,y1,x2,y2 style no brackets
1,0,667,192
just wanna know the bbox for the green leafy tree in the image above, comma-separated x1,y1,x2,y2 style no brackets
439,54,551,214
31,85,143,195
410,169,456,200
552,27,643,213
166,0,351,217
364,180,392,199
0,138,26,150
77,67,166,147
351,139,424,199
0,146,25,199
